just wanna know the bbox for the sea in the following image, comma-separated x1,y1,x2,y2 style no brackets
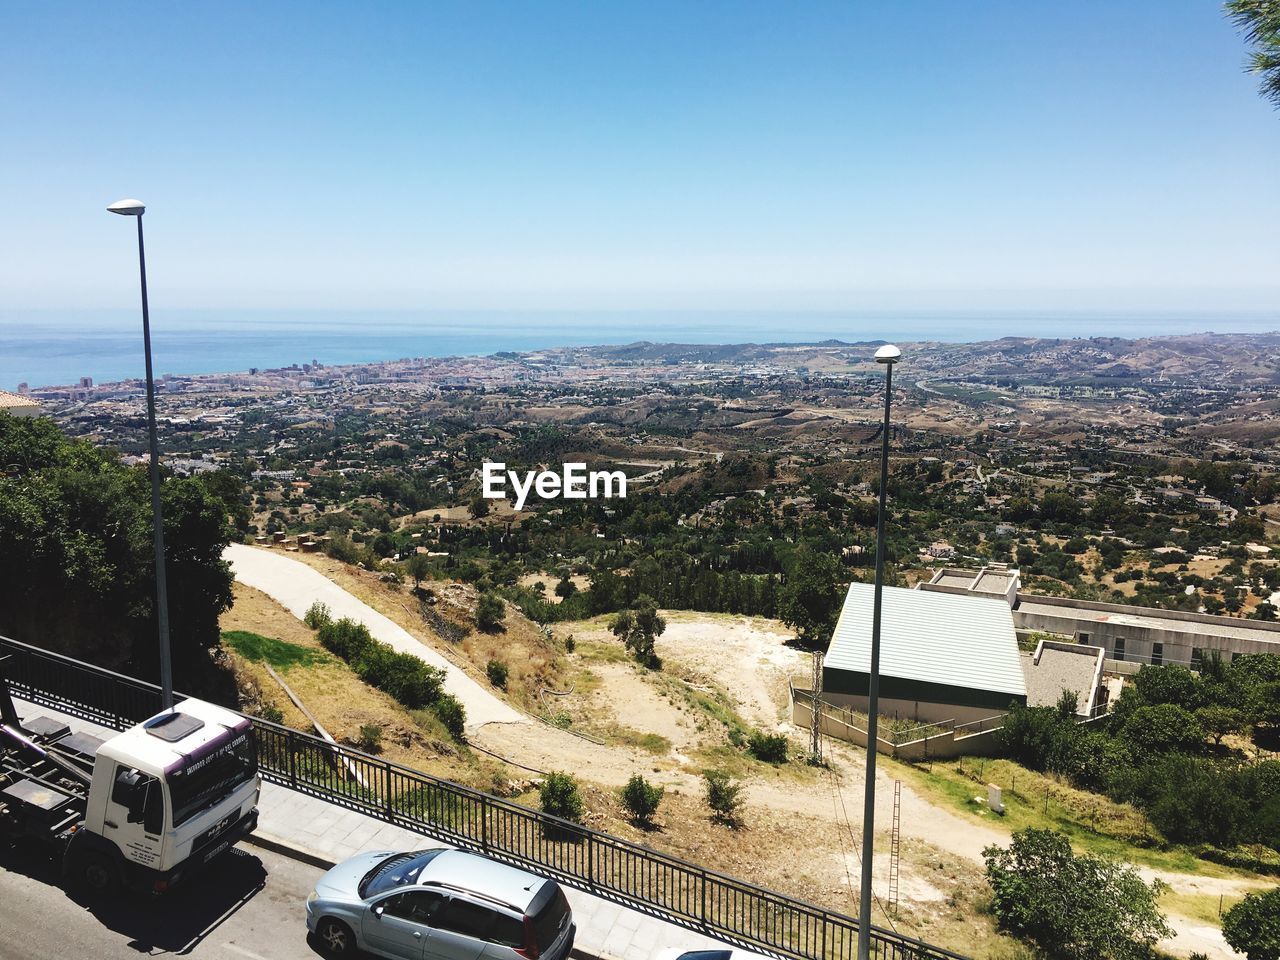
2,308,1278,392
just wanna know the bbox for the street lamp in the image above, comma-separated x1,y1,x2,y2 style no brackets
857,342,901,960
108,198,174,710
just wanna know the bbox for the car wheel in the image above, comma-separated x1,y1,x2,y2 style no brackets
317,917,356,956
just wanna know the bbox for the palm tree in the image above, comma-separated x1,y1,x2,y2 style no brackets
1227,0,1280,108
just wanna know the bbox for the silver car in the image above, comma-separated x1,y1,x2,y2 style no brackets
306,847,576,959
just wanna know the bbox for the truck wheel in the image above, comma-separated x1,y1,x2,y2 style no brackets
78,853,118,895
316,918,355,956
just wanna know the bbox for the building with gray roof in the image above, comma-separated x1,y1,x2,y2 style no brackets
823,583,1028,724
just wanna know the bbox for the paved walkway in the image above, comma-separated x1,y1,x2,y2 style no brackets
12,696,746,960
224,544,527,733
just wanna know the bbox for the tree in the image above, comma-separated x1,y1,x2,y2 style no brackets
1222,887,1280,960
468,495,491,519
609,595,665,666
1196,704,1248,746
703,769,744,826
475,592,506,631
0,416,234,697
777,547,842,647
406,552,432,591
983,828,1171,960
1119,704,1205,755
554,573,577,598
1223,0,1280,109
620,774,664,826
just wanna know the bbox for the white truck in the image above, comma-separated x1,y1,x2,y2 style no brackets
0,667,260,894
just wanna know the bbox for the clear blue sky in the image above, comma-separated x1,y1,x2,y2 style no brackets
2,0,1278,314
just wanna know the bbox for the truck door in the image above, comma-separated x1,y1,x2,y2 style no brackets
106,765,164,871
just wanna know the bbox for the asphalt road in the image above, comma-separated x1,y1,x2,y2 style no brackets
0,839,326,959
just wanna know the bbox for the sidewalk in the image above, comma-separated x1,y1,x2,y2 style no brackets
12,696,746,960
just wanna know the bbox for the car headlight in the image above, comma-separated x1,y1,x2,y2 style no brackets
307,890,319,911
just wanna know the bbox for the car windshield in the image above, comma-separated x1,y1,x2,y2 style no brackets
360,849,446,898
168,729,257,827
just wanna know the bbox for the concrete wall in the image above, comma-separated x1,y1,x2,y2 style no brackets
790,687,1006,760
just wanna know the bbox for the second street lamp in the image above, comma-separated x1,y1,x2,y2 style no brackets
857,342,901,960
108,197,174,711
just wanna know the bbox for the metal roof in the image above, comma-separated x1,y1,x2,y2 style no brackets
825,584,1027,698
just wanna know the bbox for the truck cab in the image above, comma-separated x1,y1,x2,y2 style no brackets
71,699,261,893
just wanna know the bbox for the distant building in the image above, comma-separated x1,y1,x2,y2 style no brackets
0,390,43,418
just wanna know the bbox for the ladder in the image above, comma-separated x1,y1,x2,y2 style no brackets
888,779,902,917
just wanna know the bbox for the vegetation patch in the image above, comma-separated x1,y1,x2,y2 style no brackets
222,629,329,671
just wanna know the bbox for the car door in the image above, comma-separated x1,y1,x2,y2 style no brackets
362,890,447,959
422,897,492,960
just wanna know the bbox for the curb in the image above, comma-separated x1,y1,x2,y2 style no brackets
241,832,612,960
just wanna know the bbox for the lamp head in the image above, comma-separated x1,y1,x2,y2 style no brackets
107,199,145,216
874,344,902,364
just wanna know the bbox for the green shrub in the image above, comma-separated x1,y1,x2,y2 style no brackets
540,771,585,823
476,592,506,631
317,617,374,661
747,730,789,764
357,724,383,753
564,634,576,653
304,601,332,630
432,695,466,739
704,769,744,826
259,703,284,724
486,659,509,689
621,774,664,826
1222,887,1280,960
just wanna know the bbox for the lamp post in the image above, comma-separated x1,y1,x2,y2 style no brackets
857,342,901,960
108,198,173,710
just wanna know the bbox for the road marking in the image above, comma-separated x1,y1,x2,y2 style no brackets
222,944,273,959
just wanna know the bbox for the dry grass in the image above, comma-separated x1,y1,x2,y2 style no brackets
219,583,511,792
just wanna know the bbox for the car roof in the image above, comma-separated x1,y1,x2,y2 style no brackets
416,849,548,913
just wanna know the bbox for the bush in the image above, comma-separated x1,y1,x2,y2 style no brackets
304,601,332,630
317,617,375,661
1222,887,1280,960
621,774,664,826
540,771,585,823
486,659,509,689
476,592,506,631
704,769,744,826
983,828,1171,960
747,730,789,764
432,695,466,739
259,703,284,724
564,634,576,653
357,724,383,753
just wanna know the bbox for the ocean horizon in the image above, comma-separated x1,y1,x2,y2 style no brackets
3,308,1279,392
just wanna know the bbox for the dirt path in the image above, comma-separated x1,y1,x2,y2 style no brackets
224,544,527,732
224,552,1254,956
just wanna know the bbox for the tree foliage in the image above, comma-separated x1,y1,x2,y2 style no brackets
1228,0,1280,109
983,828,1171,960
610,595,666,666
1223,886,1280,960
620,774,664,826
777,547,843,646
0,415,235,695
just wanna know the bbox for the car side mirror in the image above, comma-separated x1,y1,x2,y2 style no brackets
373,905,385,919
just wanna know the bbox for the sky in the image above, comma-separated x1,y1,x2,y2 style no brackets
2,0,1278,315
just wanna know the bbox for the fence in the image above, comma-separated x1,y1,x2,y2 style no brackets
0,634,967,960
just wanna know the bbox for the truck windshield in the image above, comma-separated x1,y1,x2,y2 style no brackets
169,731,257,827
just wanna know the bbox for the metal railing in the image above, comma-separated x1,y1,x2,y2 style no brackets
0,634,967,960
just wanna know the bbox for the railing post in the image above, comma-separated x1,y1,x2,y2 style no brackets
384,760,394,815
287,729,297,789
586,830,594,889
480,794,490,853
